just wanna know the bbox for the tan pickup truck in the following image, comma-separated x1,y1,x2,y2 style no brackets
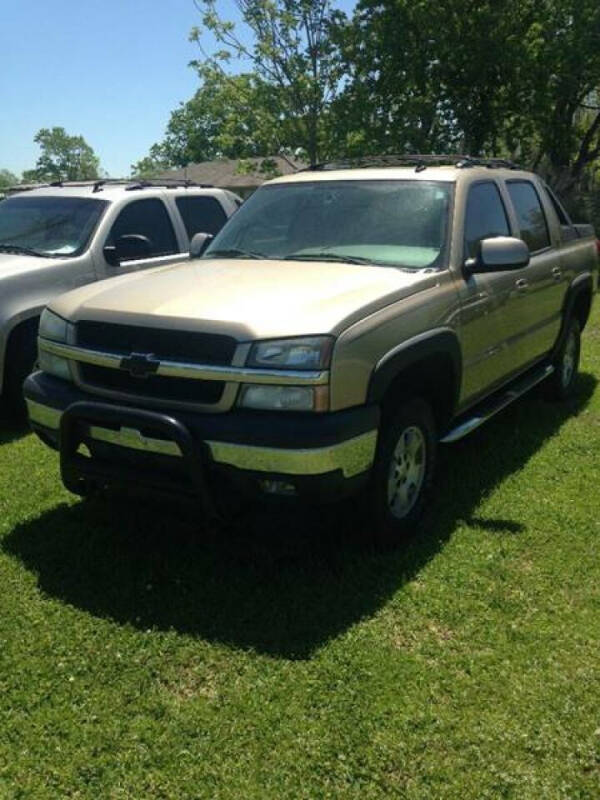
24,156,598,541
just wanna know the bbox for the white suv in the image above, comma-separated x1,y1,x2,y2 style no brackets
0,179,240,410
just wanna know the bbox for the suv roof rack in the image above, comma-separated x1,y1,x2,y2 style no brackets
303,154,522,172
30,178,214,193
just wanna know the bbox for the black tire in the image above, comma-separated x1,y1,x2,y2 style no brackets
367,397,436,546
546,317,581,401
4,319,39,417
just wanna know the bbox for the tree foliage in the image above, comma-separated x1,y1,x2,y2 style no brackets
135,0,600,216
132,66,288,175
22,127,101,182
0,169,18,190
341,0,600,194
189,0,346,164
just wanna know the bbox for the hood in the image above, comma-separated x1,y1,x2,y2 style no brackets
0,252,52,279
52,258,438,340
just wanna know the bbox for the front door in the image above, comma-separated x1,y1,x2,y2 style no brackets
99,197,184,277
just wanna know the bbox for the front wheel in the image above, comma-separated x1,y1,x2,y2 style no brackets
367,397,436,546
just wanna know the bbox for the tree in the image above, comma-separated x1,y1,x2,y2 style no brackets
506,0,600,193
23,127,101,182
132,65,288,175
0,169,18,190
339,0,533,156
190,0,347,164
342,0,600,194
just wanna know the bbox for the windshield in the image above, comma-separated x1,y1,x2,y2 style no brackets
204,180,452,269
0,195,108,257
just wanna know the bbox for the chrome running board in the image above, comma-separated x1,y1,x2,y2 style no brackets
441,364,554,443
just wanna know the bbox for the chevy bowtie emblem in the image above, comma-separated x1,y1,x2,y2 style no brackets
120,352,160,378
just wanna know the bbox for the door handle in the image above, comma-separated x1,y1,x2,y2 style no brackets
551,266,562,281
515,278,529,292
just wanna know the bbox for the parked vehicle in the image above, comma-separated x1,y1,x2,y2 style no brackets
24,156,598,541
0,179,240,411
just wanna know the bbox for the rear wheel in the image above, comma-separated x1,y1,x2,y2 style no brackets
367,397,436,546
547,317,581,400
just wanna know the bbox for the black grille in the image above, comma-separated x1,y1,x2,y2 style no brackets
76,321,236,365
79,364,224,404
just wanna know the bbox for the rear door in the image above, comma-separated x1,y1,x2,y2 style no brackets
174,194,229,247
504,179,563,365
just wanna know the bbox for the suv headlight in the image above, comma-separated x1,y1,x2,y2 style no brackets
38,309,73,381
39,308,69,342
247,336,333,370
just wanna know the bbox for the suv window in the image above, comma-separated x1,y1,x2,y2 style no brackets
175,196,227,238
0,196,107,257
464,181,510,259
506,181,550,253
544,186,570,226
106,198,178,258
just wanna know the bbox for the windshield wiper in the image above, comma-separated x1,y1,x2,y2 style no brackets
284,251,375,265
203,247,266,260
0,243,45,258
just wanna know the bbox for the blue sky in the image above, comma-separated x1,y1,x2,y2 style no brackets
1,0,355,179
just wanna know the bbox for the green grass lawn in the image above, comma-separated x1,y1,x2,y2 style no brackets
1,309,600,799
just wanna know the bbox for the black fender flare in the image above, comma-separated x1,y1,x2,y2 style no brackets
367,328,462,416
553,273,594,358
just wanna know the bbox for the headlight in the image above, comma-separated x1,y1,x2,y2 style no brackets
39,309,68,343
247,336,333,370
238,384,329,412
38,309,72,381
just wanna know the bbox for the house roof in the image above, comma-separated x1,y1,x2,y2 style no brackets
157,155,305,188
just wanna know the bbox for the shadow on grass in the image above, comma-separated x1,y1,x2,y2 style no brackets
3,373,597,659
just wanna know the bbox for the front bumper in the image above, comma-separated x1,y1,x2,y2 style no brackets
24,372,379,500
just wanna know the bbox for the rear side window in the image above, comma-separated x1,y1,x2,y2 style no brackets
175,196,227,238
544,186,571,226
506,181,551,253
464,182,510,259
107,198,178,257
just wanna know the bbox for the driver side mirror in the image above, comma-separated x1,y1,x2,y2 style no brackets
464,236,530,278
103,234,152,266
190,232,214,259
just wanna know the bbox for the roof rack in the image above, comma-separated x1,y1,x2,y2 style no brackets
303,154,522,172
93,178,214,192
12,178,214,193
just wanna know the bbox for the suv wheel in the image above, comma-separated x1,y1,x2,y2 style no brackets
547,317,581,400
368,397,436,544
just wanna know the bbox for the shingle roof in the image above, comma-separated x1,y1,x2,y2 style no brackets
156,155,305,188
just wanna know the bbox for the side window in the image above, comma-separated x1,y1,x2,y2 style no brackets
107,198,178,258
175,196,228,238
544,185,571,226
464,181,510,259
506,181,551,253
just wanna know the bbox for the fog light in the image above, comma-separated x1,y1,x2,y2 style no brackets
38,349,72,381
259,479,297,496
239,384,329,412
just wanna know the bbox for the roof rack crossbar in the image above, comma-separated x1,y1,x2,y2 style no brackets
303,154,522,172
